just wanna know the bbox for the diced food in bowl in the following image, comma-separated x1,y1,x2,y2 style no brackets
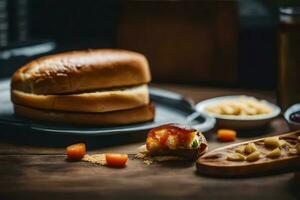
204,96,272,116
196,95,281,129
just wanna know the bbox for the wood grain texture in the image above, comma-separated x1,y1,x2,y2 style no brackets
0,84,299,200
197,131,300,177
0,155,297,200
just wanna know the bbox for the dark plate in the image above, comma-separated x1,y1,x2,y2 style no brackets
0,79,215,138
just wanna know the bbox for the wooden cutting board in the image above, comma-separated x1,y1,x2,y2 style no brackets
197,130,300,177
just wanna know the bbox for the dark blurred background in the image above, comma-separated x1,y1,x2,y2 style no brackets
0,0,282,89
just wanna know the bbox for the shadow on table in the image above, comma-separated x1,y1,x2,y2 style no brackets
155,160,195,169
234,125,278,138
194,168,300,179
193,170,300,199
0,129,147,149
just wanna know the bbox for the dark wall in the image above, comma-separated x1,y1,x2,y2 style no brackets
117,1,239,86
0,0,279,89
29,0,119,50
238,0,278,89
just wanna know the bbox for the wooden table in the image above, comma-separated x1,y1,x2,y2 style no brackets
0,84,299,200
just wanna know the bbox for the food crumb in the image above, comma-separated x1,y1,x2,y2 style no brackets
135,152,147,159
143,159,153,165
82,154,107,165
135,145,153,165
135,145,184,165
137,144,148,154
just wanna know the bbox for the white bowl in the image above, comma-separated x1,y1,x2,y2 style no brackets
195,96,281,129
284,103,300,131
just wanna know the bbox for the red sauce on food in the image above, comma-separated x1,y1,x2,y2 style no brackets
148,124,195,147
159,133,169,145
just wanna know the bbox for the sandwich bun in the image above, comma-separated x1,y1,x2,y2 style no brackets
13,103,155,126
11,49,154,125
11,85,149,113
11,49,151,95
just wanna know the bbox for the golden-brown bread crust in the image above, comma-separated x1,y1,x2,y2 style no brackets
13,103,155,125
11,85,149,113
11,49,151,94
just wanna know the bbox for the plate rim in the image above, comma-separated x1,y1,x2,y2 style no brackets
0,81,216,136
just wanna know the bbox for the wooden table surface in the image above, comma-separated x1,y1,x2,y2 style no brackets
0,84,299,200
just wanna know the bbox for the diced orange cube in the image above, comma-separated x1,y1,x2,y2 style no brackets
106,153,128,168
217,129,236,142
66,143,86,161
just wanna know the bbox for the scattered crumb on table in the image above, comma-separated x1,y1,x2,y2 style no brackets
135,145,183,165
82,154,107,165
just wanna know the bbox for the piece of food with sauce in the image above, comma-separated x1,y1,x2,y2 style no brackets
146,123,208,160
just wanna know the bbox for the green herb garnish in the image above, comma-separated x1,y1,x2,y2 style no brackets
192,140,199,148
